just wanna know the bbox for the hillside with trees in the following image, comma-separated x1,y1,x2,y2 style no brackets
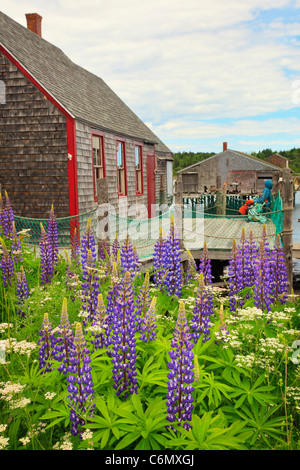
172,148,300,175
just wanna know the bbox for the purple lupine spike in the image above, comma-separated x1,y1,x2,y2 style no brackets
135,272,151,331
47,205,59,269
191,272,214,343
111,271,138,398
198,241,212,286
246,229,257,287
55,298,75,374
71,227,80,266
0,194,4,231
91,293,111,350
0,238,14,288
66,322,95,437
2,191,14,238
38,313,57,373
40,223,53,285
185,249,197,283
16,266,29,319
120,234,136,277
81,248,99,326
166,301,194,431
269,234,288,304
11,221,23,265
81,217,97,270
253,240,273,312
153,227,166,288
162,214,182,297
140,296,157,342
227,239,240,312
112,234,120,262
106,261,120,326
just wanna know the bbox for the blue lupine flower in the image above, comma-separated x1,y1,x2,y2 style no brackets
269,234,288,304
2,192,14,238
47,205,59,269
140,296,157,342
163,214,182,297
111,271,138,398
90,293,110,350
0,238,14,288
153,227,166,288
191,272,213,343
11,222,23,265
166,301,194,431
40,223,53,285
71,227,80,266
81,248,99,326
227,239,241,312
253,240,273,312
66,322,95,437
81,218,97,270
185,249,197,283
38,313,57,373
55,298,75,374
198,241,212,286
135,272,151,331
120,234,137,277
16,266,29,319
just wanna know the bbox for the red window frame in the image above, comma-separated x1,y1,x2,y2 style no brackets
116,138,127,197
91,130,106,202
134,143,143,195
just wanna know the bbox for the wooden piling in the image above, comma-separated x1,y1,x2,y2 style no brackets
281,169,294,294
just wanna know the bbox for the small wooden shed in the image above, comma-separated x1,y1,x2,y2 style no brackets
0,12,173,220
178,142,280,196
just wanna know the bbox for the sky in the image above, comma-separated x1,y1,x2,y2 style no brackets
2,0,300,154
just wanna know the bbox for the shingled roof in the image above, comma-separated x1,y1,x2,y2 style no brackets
0,11,172,155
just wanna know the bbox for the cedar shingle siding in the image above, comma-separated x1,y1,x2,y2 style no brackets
0,51,69,218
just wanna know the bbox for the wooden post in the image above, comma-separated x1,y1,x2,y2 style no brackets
281,169,294,294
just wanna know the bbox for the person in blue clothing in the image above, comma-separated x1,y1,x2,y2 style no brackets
254,179,273,210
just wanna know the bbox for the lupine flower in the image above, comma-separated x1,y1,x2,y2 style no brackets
253,241,273,312
40,223,53,285
98,234,110,262
47,205,59,269
16,266,29,319
185,249,197,282
140,297,157,342
153,227,166,288
191,272,214,343
227,239,240,312
245,229,257,287
81,218,97,270
106,261,120,326
111,271,138,398
2,192,14,238
198,241,212,286
55,298,75,374
90,293,110,350
66,322,95,437
112,234,120,262
120,234,137,277
135,272,151,331
163,214,182,297
0,238,14,288
269,234,288,304
11,222,23,265
71,227,80,266
0,193,4,230
81,249,99,326
166,301,194,431
38,313,56,373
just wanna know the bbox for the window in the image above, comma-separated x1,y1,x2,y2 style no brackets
92,132,105,201
135,144,143,195
116,140,127,196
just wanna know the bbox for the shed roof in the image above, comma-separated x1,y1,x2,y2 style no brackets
0,11,172,155
177,148,280,174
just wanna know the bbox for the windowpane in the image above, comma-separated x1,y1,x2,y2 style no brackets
117,141,126,195
135,145,143,194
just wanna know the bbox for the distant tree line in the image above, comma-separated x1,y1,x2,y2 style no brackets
172,148,300,175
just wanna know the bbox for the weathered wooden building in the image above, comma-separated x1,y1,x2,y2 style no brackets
0,12,173,219
178,142,280,196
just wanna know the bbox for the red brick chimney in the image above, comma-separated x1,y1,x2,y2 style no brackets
25,13,42,37
223,142,228,151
